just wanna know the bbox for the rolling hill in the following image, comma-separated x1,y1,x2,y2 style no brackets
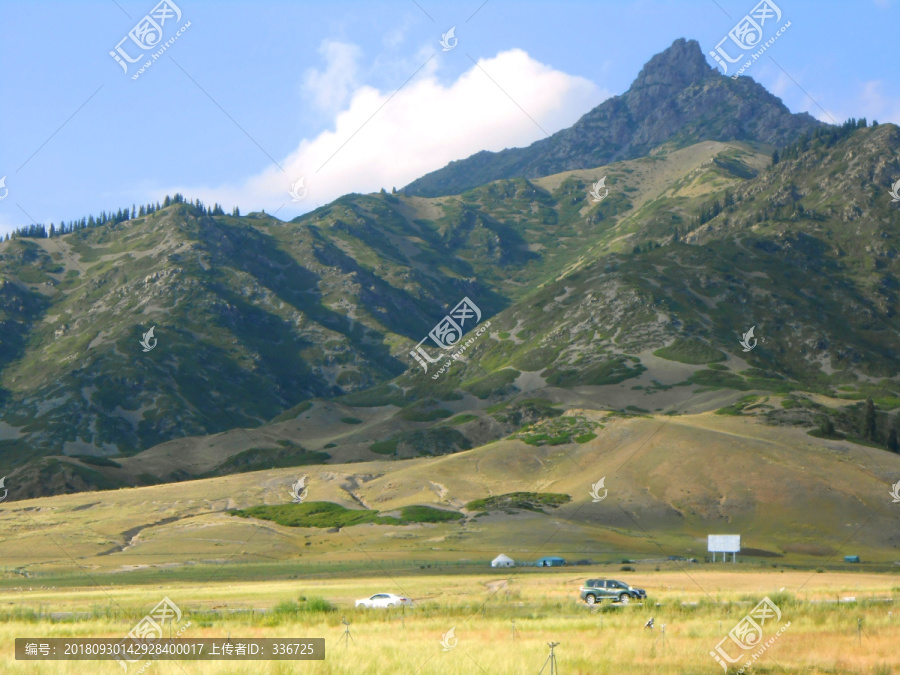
2,410,898,575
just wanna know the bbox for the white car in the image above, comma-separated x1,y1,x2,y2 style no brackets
355,593,413,608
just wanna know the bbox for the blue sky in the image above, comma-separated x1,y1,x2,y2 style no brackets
0,0,898,236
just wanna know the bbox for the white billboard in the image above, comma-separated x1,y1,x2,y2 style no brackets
708,535,741,553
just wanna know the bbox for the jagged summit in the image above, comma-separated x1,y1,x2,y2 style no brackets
629,38,715,92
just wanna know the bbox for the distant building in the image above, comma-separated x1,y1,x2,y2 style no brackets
491,554,515,568
536,556,566,567
844,555,860,563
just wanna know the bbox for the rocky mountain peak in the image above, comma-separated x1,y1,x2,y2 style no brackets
628,38,715,92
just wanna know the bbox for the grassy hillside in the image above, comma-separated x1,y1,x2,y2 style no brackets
0,138,772,479
2,412,898,574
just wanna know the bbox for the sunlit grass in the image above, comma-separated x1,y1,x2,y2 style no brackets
1,569,898,673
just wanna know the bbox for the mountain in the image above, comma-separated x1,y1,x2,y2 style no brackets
0,138,765,479
402,38,822,198
0,201,491,464
3,36,900,505
5,121,900,500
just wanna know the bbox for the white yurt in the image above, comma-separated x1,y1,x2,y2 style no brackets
491,553,515,568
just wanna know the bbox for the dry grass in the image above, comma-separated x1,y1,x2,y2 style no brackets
2,569,898,674
4,412,900,576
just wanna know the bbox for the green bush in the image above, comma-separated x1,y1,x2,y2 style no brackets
465,492,570,513
463,369,520,399
338,384,412,407
231,502,461,528
399,505,463,523
653,339,726,364
273,596,336,615
447,414,479,425
230,501,398,528
689,369,750,390
545,358,645,387
715,395,759,416
511,346,560,371
340,417,363,424
370,428,471,457
438,390,464,401
514,414,598,446
269,400,313,423
370,438,399,455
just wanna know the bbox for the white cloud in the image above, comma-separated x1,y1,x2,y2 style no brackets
173,48,607,218
303,41,362,112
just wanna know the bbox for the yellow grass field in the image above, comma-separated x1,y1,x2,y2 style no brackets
3,568,898,674
3,412,899,672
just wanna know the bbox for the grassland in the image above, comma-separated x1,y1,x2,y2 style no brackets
1,568,897,673
2,412,899,574
2,411,900,672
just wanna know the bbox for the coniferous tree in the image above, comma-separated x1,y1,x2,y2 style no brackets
863,398,877,441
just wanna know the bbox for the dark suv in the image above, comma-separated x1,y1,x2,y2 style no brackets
579,579,647,605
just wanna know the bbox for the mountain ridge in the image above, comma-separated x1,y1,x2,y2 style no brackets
402,38,822,197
